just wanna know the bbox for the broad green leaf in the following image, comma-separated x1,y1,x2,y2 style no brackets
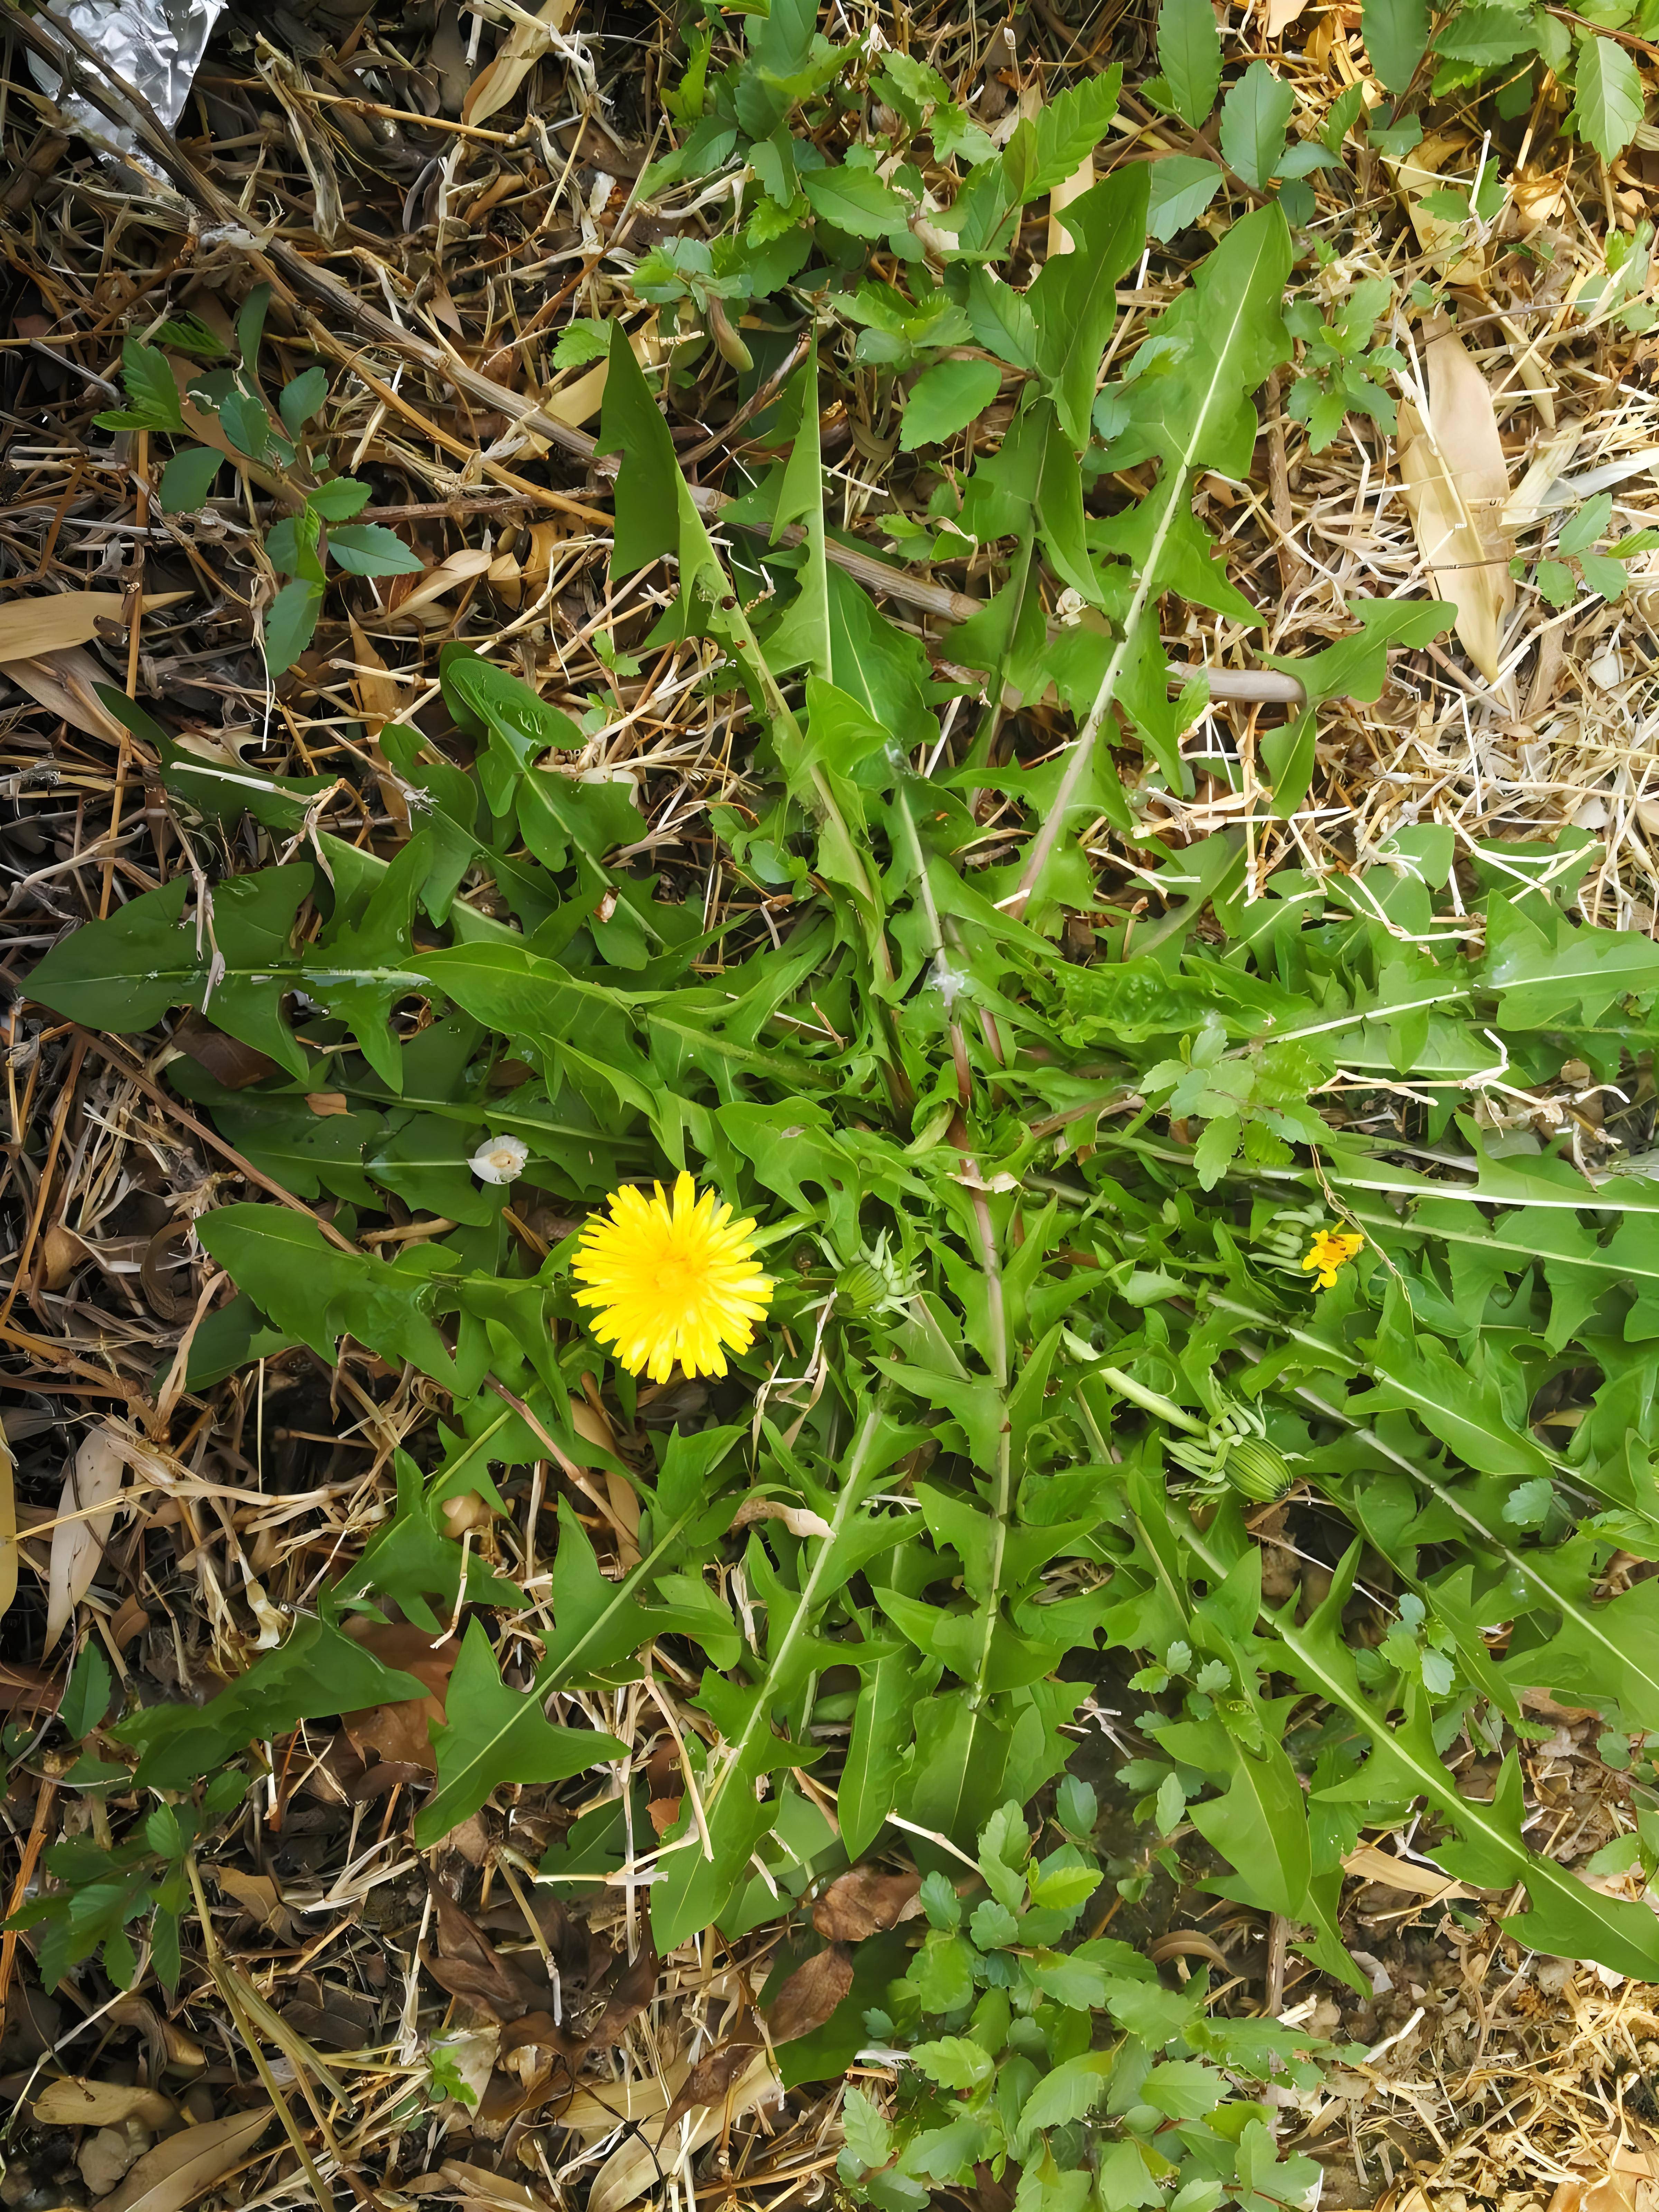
1362,0,1430,90
1024,67,1125,197
843,2086,893,2169
801,164,911,235
899,358,1003,451
1157,0,1221,125
196,1207,459,1386
1017,2050,1117,2135
114,1617,427,1790
910,2036,994,2090
424,1619,626,1833
1146,155,1222,241
1570,33,1643,160
279,364,328,436
28,866,313,1075
1015,205,1291,905
841,1648,914,1856
60,1644,114,1739
264,578,322,673
328,523,426,577
1181,1512,1659,1981
1218,63,1294,192
159,444,222,513
1028,167,1151,451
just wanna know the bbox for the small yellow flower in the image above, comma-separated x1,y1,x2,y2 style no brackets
573,1173,773,1384
1302,1227,1365,1291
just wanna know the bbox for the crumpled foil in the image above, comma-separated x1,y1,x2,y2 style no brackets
27,0,226,153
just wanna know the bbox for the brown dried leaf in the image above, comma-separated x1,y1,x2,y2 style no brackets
766,1945,854,2042
103,2107,273,2212
170,1011,278,1090
340,1624,458,1772
1398,321,1513,687
8,646,131,741
46,1427,126,1649
438,2159,551,2212
423,1876,554,2023
39,1223,89,1292
1341,1844,1474,1902
583,1941,658,2053
109,1596,149,1651
383,547,493,626
659,2035,762,2131
464,0,577,128
213,1866,294,1938
812,1864,922,1942
0,590,188,664
585,2053,778,2212
32,2079,176,2129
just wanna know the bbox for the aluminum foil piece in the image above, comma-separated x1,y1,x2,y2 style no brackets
27,0,226,154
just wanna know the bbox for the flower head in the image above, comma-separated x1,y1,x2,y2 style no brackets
1302,1227,1364,1291
573,1173,773,1384
470,1132,529,1186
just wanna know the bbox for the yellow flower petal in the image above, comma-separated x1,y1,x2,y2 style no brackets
573,1173,773,1380
1302,1225,1364,1292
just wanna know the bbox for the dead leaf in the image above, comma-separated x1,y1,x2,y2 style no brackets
103,2107,273,2212
1146,1930,1233,1972
659,2035,762,2131
1385,132,1486,284
383,547,493,626
33,2079,176,2129
306,1092,350,1116
1341,1844,1474,1902
109,1595,149,1650
1398,319,1513,688
1265,0,1310,31
279,1974,381,2049
731,1496,835,1542
169,1011,278,1090
465,0,577,126
585,2051,778,2212
1587,2179,1642,2212
82,2122,151,2195
438,2159,548,2212
646,1737,683,1837
46,1427,126,1649
340,1623,458,1771
8,647,132,741
766,1945,854,2042
423,1874,555,2022
213,1867,294,1939
38,1222,90,1291
0,589,188,665
106,1994,206,2077
812,1864,922,1942
584,1940,658,2053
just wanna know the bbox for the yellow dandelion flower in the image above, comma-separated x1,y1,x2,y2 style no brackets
1301,1227,1365,1292
572,1173,773,1384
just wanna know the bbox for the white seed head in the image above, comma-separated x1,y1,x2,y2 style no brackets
470,1133,529,1185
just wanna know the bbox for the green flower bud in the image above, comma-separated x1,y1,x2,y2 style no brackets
836,1259,886,1315
1222,1438,1294,1503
